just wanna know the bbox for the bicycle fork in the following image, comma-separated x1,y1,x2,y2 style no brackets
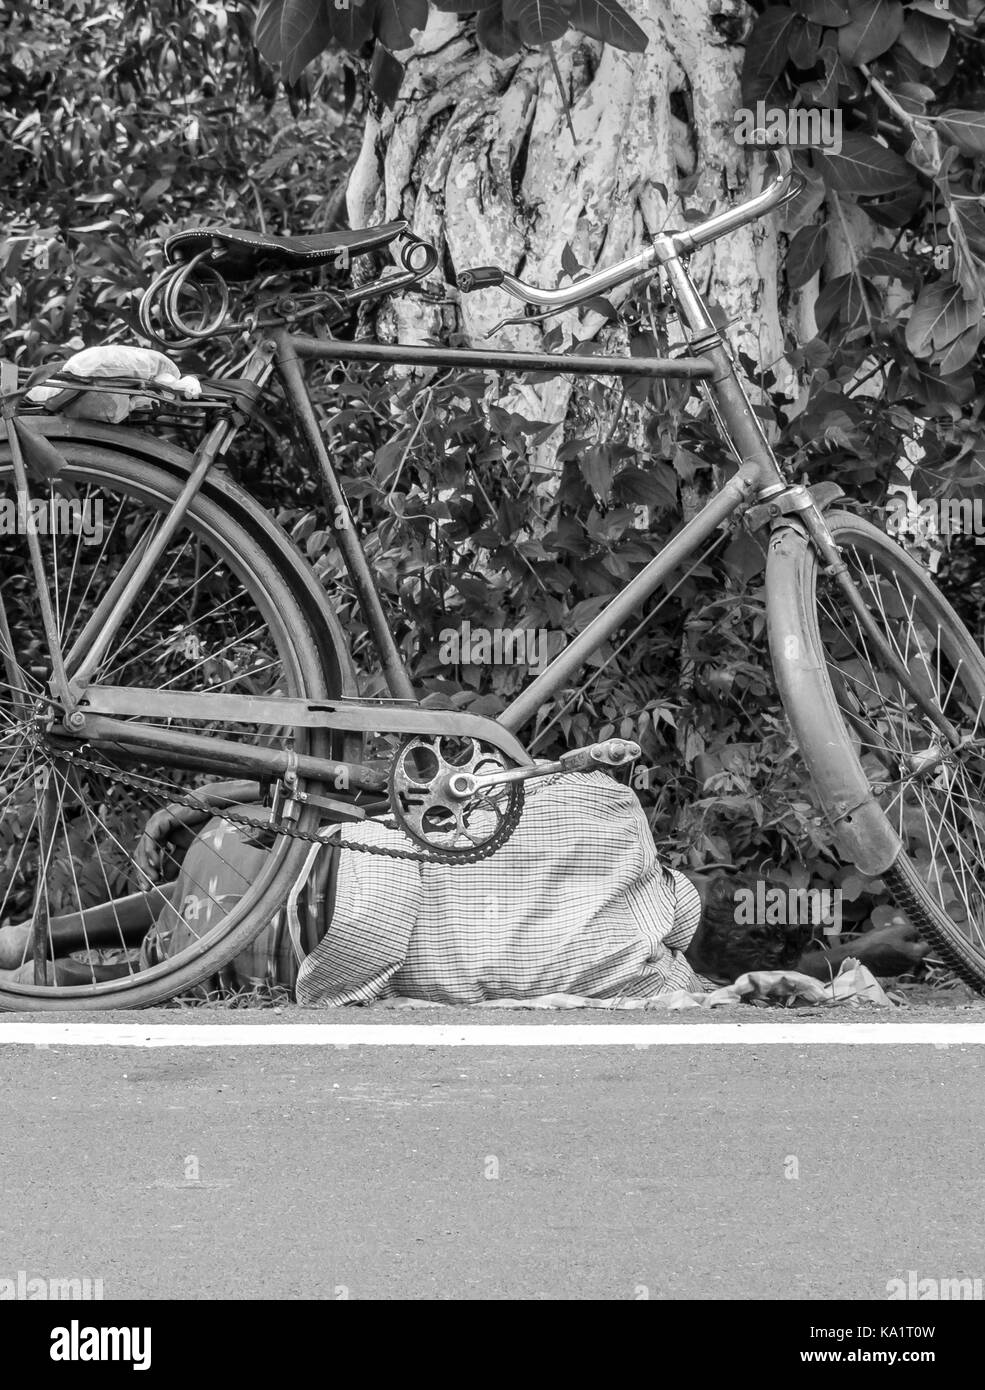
652,233,963,751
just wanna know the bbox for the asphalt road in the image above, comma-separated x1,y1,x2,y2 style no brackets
2,1008,985,1300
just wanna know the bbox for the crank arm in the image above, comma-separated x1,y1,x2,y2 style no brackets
447,739,641,797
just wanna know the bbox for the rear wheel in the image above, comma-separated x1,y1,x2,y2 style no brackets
769,511,985,988
0,443,343,1010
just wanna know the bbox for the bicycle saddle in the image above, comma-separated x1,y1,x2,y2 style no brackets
163,220,409,280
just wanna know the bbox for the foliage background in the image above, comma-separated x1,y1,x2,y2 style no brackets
3,0,985,933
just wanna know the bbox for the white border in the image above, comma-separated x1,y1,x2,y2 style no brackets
0,1022,982,1046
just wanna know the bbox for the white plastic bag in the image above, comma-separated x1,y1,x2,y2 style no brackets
27,346,201,423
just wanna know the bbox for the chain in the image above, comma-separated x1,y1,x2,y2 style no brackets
50,746,521,866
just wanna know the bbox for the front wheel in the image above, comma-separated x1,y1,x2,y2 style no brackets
768,510,985,989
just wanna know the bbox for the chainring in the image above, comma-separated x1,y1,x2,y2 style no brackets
387,735,524,863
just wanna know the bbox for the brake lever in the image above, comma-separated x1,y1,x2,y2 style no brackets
484,305,565,339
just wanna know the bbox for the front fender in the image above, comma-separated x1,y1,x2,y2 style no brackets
765,518,903,876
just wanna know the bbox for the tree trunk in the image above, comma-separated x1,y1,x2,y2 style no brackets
347,0,788,463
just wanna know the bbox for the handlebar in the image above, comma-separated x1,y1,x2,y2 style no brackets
672,143,800,254
458,144,801,311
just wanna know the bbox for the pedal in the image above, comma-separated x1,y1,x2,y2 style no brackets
557,738,641,773
448,738,642,797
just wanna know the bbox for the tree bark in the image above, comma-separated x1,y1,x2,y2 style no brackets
347,0,789,467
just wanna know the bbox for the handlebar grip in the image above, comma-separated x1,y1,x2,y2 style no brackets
458,266,505,293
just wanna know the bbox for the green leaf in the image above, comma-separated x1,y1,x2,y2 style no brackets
905,277,981,357
567,0,647,52
786,223,828,288
860,183,922,229
279,0,333,83
722,531,766,583
790,0,852,24
503,0,569,44
612,465,677,509
672,446,706,483
893,85,932,117
369,42,405,102
896,81,936,104
556,437,593,461
836,0,903,66
375,0,427,49
857,247,913,282
372,434,406,483
477,2,525,55
581,295,619,321
813,132,912,195
937,109,985,158
797,39,840,107
569,593,611,629
332,0,378,49
745,7,800,75
741,6,800,105
954,199,985,259
560,242,583,277
579,446,615,499
788,17,823,68
813,272,875,332
938,323,984,376
897,10,950,67
255,0,286,62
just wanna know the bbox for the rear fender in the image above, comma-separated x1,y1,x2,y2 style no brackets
5,417,360,701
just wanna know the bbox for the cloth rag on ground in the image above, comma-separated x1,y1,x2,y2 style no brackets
368,959,890,1010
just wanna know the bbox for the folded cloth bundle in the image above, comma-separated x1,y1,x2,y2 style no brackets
27,346,201,422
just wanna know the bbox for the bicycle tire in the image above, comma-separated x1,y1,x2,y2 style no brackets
767,510,985,989
0,440,348,1011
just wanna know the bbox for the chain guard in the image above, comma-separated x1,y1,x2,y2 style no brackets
388,735,524,863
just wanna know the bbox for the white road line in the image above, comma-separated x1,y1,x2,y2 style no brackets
0,1022,983,1047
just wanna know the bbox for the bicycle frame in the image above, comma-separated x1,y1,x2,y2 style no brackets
35,236,825,786
31,147,953,790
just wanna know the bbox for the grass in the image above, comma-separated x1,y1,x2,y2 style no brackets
165,982,295,1010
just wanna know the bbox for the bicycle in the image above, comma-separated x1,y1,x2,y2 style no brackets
1,142,984,1011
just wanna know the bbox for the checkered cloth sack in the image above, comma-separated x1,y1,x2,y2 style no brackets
296,770,704,1006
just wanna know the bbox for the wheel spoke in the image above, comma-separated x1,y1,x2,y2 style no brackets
103,580,242,683
812,524,985,982
0,449,327,1006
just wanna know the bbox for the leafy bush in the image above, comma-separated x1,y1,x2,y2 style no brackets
253,0,649,102
0,0,354,364
4,0,985,937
